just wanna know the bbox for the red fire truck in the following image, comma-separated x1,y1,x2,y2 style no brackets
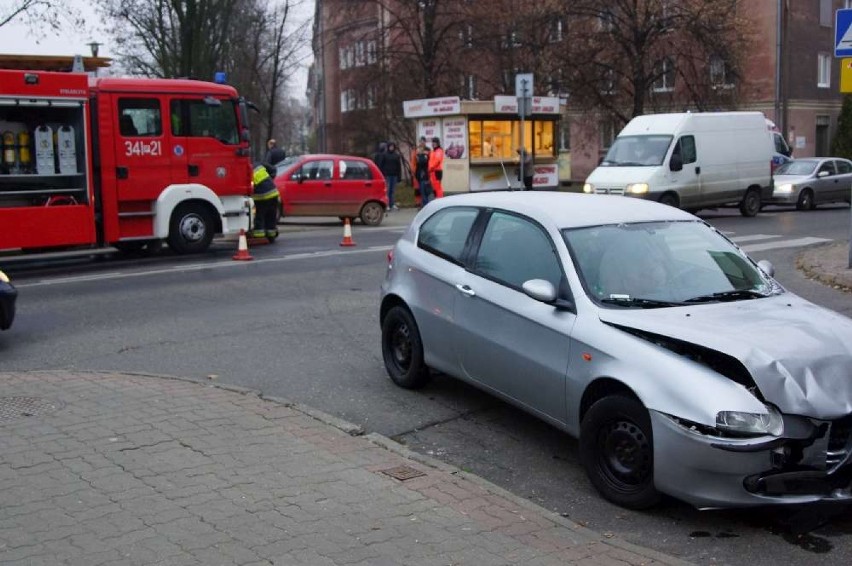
0,68,253,255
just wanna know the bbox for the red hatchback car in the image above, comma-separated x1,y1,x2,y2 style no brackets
274,154,389,226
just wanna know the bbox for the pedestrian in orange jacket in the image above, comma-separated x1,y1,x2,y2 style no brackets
428,137,444,198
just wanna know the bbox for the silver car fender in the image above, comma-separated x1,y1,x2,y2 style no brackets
564,314,767,434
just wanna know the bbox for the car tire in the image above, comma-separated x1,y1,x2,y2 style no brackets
580,395,660,510
796,188,815,211
382,305,431,389
167,203,215,254
658,192,679,208
739,188,761,217
360,201,385,226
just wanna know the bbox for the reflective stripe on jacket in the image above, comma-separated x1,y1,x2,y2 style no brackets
252,165,279,201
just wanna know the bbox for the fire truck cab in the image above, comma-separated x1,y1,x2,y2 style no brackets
0,68,253,254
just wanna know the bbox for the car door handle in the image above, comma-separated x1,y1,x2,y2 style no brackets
324,182,332,187
455,284,476,297
188,164,199,177
116,167,128,179
695,166,701,175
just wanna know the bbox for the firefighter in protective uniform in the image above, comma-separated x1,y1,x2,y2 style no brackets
251,163,280,241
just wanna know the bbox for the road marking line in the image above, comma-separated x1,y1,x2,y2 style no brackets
728,234,780,243
17,246,394,288
740,237,832,253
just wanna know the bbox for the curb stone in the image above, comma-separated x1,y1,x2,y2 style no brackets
95,369,693,566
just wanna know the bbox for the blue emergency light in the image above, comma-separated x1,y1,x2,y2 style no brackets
214,72,227,84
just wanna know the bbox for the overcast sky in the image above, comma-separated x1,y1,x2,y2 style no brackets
0,0,314,98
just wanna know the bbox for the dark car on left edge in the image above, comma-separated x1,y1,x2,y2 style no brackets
0,269,17,331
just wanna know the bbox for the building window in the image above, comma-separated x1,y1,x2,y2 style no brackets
463,74,477,99
339,45,354,70
818,53,831,88
365,85,377,109
366,40,377,64
653,58,675,92
600,68,615,95
820,0,832,27
340,89,357,112
355,41,365,67
598,10,614,31
559,122,570,151
600,118,617,150
710,55,733,88
459,24,473,48
549,19,564,43
502,30,522,48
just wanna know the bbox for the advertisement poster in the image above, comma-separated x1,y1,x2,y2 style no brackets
404,97,461,118
442,117,467,160
532,164,558,188
417,119,441,142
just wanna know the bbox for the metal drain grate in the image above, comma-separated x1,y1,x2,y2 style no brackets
380,465,426,481
0,397,63,422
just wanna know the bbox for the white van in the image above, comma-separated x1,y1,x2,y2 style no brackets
583,112,774,216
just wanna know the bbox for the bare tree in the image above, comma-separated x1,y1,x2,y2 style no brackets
1,0,82,34
560,0,750,125
95,0,311,150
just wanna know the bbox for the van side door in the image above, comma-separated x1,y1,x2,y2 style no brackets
667,135,700,207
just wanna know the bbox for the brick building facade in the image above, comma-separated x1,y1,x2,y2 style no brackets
311,1,847,183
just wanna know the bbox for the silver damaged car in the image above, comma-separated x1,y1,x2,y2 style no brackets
379,192,852,509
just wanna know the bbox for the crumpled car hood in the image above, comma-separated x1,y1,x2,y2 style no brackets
597,294,852,419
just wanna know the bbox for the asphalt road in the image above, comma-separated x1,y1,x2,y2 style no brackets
2,202,852,565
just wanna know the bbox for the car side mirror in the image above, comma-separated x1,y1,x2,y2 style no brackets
757,259,775,278
817,170,830,178
522,279,575,311
240,128,250,143
670,154,683,172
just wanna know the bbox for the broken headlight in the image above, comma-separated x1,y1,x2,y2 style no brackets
716,405,784,437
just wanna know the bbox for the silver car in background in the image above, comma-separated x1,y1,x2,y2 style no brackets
379,192,852,509
769,158,852,210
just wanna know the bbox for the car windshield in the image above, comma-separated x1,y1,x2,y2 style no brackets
562,220,778,307
775,160,817,176
600,135,673,167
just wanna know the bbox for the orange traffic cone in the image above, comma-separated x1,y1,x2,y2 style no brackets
232,229,254,261
339,218,356,247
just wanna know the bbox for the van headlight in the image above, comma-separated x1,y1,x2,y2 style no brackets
0,270,8,284
716,405,783,437
583,183,594,193
774,183,793,194
626,183,649,194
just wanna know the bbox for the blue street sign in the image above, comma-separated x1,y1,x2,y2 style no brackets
836,9,852,57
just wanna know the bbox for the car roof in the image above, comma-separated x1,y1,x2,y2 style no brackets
426,192,696,229
297,154,372,161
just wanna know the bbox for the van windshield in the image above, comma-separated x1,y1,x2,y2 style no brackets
601,135,672,167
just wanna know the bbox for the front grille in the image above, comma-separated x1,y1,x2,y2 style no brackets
826,415,852,471
594,187,624,195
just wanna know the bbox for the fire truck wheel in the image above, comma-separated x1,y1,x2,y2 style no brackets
168,203,214,254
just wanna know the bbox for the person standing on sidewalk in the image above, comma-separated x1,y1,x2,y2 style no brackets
381,142,402,211
428,136,445,198
517,147,534,190
411,137,432,207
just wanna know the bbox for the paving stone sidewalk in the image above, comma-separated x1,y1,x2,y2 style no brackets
797,241,852,292
0,371,691,566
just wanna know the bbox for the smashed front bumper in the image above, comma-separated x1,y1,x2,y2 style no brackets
651,410,852,509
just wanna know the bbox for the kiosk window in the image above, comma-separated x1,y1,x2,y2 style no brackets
118,99,162,137
469,119,556,161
